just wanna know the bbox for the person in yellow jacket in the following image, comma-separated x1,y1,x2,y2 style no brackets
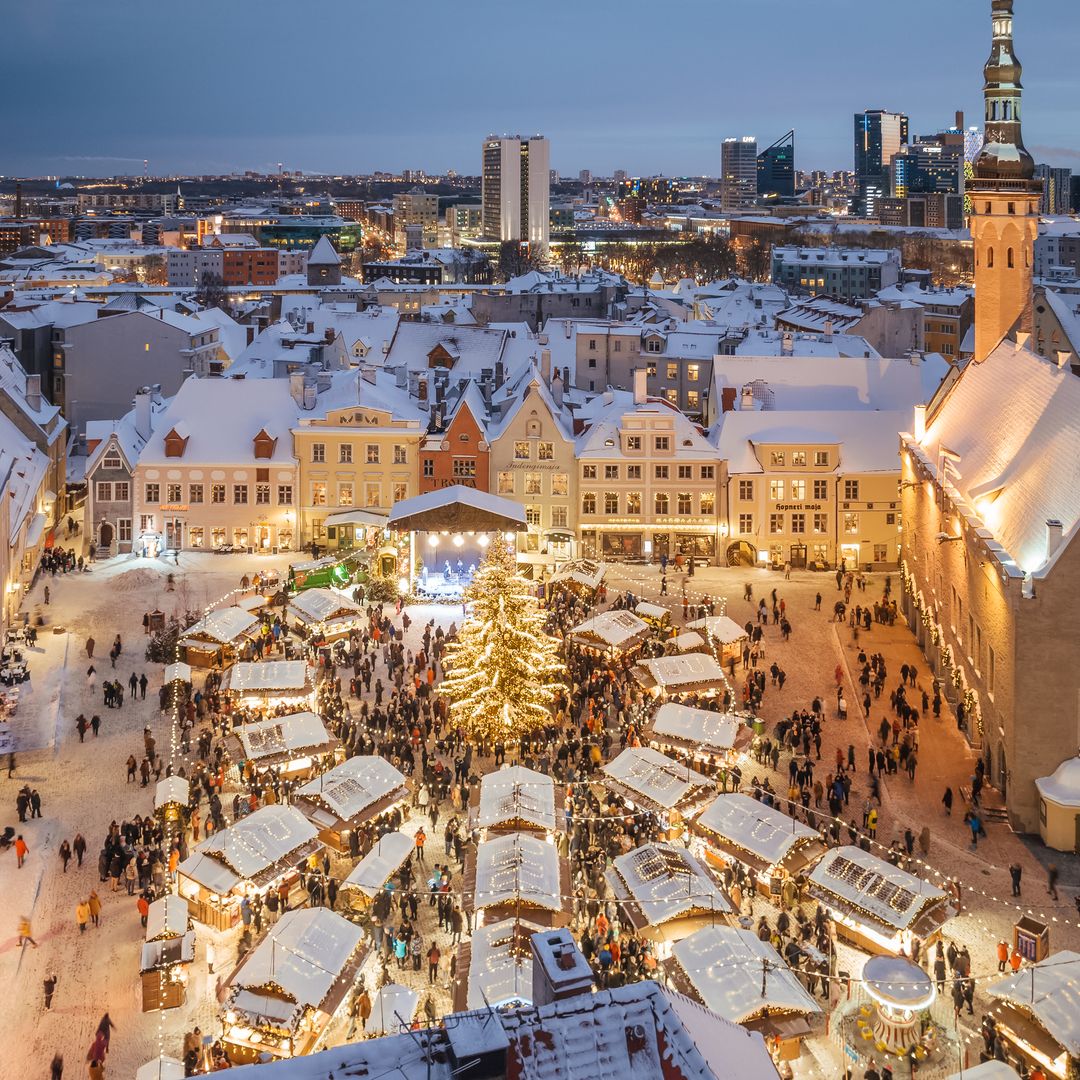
76,900,90,934
867,807,879,839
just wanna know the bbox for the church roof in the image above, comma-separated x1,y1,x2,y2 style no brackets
306,235,341,266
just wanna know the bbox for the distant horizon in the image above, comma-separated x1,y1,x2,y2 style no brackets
3,0,1079,178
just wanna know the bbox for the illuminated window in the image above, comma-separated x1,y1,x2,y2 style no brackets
538,442,554,461
790,480,806,500
700,491,715,515
771,451,785,466
311,482,327,506
525,472,542,495
393,445,408,464
627,493,641,515
338,483,353,506
514,441,531,460
604,492,619,514
654,493,669,515
340,443,353,463
552,473,568,496
498,471,514,494
769,514,784,534
769,480,785,501
677,492,692,514
365,483,381,507
582,493,596,515
844,513,860,534
792,451,806,466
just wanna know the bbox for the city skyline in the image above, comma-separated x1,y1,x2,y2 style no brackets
3,0,1080,178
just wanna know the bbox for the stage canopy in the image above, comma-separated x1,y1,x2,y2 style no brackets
388,486,527,533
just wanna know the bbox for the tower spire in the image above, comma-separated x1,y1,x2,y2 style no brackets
975,0,1034,180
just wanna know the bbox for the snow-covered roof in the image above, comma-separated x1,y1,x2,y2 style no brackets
576,393,716,461
736,326,881,360
671,925,822,1024
695,794,823,874
477,765,557,834
135,1057,185,1080
145,895,190,942
987,950,1080,1057
473,832,563,915
464,917,543,1011
287,587,365,628
388,485,527,530
225,660,310,694
651,703,740,753
154,775,189,811
293,754,407,825
635,601,671,621
1035,757,1080,808
234,711,336,764
602,747,714,812
383,321,511,375
634,652,728,692
181,605,259,646
367,983,419,1036
945,1062,1021,1080
306,235,341,266
549,559,607,591
569,610,650,650
606,843,731,930
342,831,414,898
685,615,747,644
671,632,705,652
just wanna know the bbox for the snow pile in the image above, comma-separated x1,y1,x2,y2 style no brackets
112,567,167,593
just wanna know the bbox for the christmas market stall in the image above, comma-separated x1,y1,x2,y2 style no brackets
140,895,196,1012
568,610,651,655
291,754,409,853
287,588,366,642
220,907,367,1063
366,983,420,1037
632,653,729,699
601,746,715,828
986,950,1080,1080
548,559,606,596
667,631,708,656
686,616,750,665
177,804,322,930
806,846,954,956
225,711,340,781
647,702,744,765
465,832,571,929
154,775,190,828
178,606,261,668
340,831,414,911
693,793,827,898
472,765,562,840
667,925,823,1061
605,842,732,945
452,917,544,1013
634,601,672,631
222,660,314,710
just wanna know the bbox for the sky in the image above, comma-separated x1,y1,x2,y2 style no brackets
2,0,1079,179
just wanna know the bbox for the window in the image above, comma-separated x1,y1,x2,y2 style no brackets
613,340,621,353
144,483,159,504
813,513,828,534
844,479,860,500
103,452,121,470
551,506,568,528
770,451,785,467
873,544,889,562
189,483,203,504
627,492,641,515
605,464,619,480
791,513,806,534
738,513,753,533
311,481,327,506
627,464,642,480
626,436,642,451
975,623,983,672
666,363,678,381
738,480,754,500
211,483,225,504
514,441,531,460
886,512,896,526
338,482,354,506
582,493,597,515
604,492,619,514
1007,248,1014,269
393,482,407,503
311,442,325,463
453,459,477,478
687,363,699,382
769,480,785,501
233,484,248,504
139,514,154,533
790,479,806,501
255,484,271,505
423,458,434,478
813,479,829,500
366,444,379,464
582,464,597,480
188,527,203,548
700,491,715,515
552,473,568,496
646,337,662,353
365,483,381,507
792,451,806,466
167,483,182,503
525,472,542,496
655,465,669,480
118,518,132,543
588,338,597,351
538,442,554,461
677,492,692,514
769,513,784,534
278,485,293,505
233,528,248,548
665,388,678,406
526,505,542,526
814,451,829,466
654,493,669,515
96,482,112,502
340,443,353,463
700,465,714,480
844,513,860,534
677,464,692,480
393,444,407,465
686,390,699,410
988,646,995,696
655,436,670,451
211,527,226,548
113,482,129,501
498,471,514,494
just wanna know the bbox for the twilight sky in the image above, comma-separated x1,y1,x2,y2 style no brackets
3,0,1078,178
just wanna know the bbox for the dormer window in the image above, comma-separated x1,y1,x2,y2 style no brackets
253,429,277,460
163,425,190,459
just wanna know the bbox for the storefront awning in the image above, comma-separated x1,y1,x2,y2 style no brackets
324,508,389,529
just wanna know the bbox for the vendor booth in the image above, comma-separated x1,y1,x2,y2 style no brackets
633,653,729,698
605,842,732,943
221,907,367,1062
635,601,672,630
222,660,314,710
140,896,196,1011
177,804,322,930
154,775,190,826
668,925,823,1061
292,755,409,852
473,765,561,839
601,746,715,824
667,631,708,655
648,703,743,763
693,793,827,897
452,917,544,1013
466,832,571,929
287,588,366,642
807,846,954,955
569,610,651,654
366,983,420,1037
179,607,261,668
226,711,340,781
341,831,414,908
548,559,606,596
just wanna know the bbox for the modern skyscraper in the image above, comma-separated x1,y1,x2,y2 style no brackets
854,109,909,216
969,0,1042,361
1034,164,1073,215
757,131,796,199
481,135,551,253
721,137,757,211
889,142,964,198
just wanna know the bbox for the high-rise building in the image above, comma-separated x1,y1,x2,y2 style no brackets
757,131,795,199
969,0,1042,362
1034,164,1073,215
579,169,592,186
721,137,758,212
392,187,439,249
889,141,964,198
481,135,551,253
854,109,909,216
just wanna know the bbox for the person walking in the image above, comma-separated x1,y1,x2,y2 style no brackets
18,915,38,948
88,890,101,928
59,839,72,873
427,942,441,984
73,833,86,867
76,899,90,934
942,787,953,816
50,1055,63,1080
1009,863,1022,897
1048,864,1060,900
14,833,28,868
43,973,58,1010
85,636,95,659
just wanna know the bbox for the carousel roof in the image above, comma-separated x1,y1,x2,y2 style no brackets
388,485,527,532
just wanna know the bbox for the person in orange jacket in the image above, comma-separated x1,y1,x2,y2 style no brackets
14,834,28,868
1009,948,1023,973
997,940,1009,972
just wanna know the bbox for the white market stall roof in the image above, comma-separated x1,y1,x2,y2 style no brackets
651,703,740,754
179,804,320,896
287,587,365,628
635,601,671,622
602,746,714,814
342,831,414,899
233,711,338,765
223,660,310,694
477,765,557,834
569,610,651,651
1035,757,1080,808
549,559,606,591
463,917,543,1012
473,832,564,915
634,652,728,693
807,845,952,937
154,774,189,811
671,925,822,1025
135,1057,186,1080
323,508,388,529
686,615,749,645
987,950,1080,1058
388,485,527,532
179,606,259,647
946,1062,1022,1080
606,843,731,933
163,662,192,683
146,895,191,942
670,632,706,652
226,907,364,1031
695,793,825,876
366,983,420,1037
293,755,408,828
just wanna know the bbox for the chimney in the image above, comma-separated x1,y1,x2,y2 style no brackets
303,383,316,410
530,929,594,1007
913,403,927,442
563,320,572,339
1047,520,1064,561
324,327,334,345
562,366,570,387
246,325,256,345
721,386,737,413
551,369,564,408
289,372,306,408
781,331,794,357
632,367,648,405
540,348,552,384
823,318,834,342
740,384,755,410
24,373,42,413
14,181,22,221
134,386,154,441
495,360,505,388
306,320,314,335
417,375,428,404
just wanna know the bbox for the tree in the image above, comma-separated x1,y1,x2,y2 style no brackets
496,241,542,282
193,270,229,312
439,535,565,741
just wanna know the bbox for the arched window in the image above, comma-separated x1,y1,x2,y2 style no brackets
987,247,995,268
1003,100,1011,120
1007,248,1015,268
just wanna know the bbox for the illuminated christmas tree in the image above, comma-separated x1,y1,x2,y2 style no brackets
440,534,564,741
